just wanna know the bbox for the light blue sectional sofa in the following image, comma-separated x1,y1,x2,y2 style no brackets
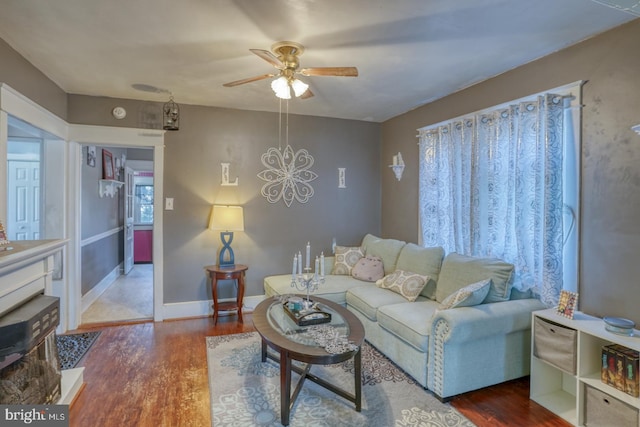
263,234,546,400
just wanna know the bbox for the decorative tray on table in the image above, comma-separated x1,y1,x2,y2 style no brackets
283,298,331,326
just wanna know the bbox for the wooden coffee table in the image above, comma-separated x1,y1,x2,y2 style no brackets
253,295,365,426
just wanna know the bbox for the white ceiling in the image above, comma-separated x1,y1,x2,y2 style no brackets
0,0,637,122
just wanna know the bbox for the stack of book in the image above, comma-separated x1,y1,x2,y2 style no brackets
601,344,639,397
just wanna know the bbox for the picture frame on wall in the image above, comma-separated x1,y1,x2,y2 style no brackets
87,145,96,167
102,149,115,180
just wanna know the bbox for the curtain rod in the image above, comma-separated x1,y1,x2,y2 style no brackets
416,80,586,135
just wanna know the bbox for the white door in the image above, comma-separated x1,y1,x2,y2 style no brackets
124,166,135,274
7,160,40,240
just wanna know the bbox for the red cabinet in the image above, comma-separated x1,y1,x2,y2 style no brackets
134,229,153,263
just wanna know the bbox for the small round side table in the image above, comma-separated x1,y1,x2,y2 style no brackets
204,264,248,325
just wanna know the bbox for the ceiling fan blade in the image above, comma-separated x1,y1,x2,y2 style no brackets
249,49,283,68
300,88,314,99
222,74,275,87
300,67,358,77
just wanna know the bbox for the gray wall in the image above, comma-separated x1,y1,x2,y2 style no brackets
0,38,67,120
80,145,126,295
381,19,640,325
68,96,381,302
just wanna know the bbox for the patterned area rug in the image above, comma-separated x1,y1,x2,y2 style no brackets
56,331,101,370
206,332,476,427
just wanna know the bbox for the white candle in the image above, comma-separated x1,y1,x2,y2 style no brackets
306,242,311,269
320,252,325,277
314,256,319,280
298,251,302,275
292,254,297,279
393,155,398,166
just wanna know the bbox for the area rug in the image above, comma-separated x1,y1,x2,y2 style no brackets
56,331,101,369
206,332,475,427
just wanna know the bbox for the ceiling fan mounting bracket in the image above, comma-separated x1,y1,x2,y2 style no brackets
271,41,305,57
271,41,304,71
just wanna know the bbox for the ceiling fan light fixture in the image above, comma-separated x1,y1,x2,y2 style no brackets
271,76,290,99
291,78,309,97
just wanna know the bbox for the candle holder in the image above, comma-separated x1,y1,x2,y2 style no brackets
291,267,325,306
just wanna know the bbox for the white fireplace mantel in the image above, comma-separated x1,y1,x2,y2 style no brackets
0,239,67,317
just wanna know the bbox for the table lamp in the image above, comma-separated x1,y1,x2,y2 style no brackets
209,205,244,267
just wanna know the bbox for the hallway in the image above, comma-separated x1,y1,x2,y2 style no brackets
81,264,153,325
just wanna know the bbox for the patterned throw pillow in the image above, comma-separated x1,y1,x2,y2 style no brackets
376,270,431,302
331,246,364,275
438,279,492,310
351,255,385,282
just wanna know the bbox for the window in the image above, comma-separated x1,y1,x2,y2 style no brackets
417,82,581,306
135,184,154,224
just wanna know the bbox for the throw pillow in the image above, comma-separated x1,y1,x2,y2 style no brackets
351,255,385,282
361,234,406,275
435,253,514,303
438,279,492,310
331,246,364,275
376,270,431,302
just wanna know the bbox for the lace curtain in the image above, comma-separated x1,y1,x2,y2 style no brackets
418,94,566,306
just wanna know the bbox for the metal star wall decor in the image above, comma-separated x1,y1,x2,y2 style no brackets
257,145,318,207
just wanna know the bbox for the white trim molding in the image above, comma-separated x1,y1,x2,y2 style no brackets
81,226,124,247
1,83,166,329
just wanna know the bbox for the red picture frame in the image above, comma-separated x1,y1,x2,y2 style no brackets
102,149,114,179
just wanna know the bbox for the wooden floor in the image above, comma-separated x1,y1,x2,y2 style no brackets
68,315,572,427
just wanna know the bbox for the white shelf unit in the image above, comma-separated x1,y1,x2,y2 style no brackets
531,309,640,426
98,179,124,198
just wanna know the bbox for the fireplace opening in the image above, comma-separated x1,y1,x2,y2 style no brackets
0,295,61,404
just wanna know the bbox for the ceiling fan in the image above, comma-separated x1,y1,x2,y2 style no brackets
222,41,358,99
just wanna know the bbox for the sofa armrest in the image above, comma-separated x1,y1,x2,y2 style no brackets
430,298,546,344
428,298,546,399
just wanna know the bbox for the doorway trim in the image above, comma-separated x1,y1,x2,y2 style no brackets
68,125,165,329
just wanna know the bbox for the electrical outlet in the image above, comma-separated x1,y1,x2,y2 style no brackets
165,198,174,210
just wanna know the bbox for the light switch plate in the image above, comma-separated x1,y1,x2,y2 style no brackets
165,198,174,210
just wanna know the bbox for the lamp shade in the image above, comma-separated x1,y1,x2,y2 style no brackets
291,78,309,97
209,205,244,231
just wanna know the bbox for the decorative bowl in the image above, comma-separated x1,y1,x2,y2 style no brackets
603,316,635,336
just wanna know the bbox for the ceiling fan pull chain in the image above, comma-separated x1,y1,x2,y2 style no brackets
285,99,290,155
278,97,282,152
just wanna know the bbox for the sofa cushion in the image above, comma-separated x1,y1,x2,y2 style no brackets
376,270,430,302
377,300,439,352
351,255,385,282
435,253,515,303
361,234,406,275
264,274,366,306
395,243,444,300
331,246,364,275
346,285,410,321
438,279,491,310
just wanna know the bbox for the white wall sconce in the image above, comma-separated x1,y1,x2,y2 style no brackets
389,152,405,181
632,123,640,135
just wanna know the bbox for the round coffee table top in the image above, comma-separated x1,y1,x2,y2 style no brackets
253,295,365,365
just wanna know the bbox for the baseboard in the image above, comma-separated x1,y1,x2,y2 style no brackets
162,294,267,320
81,264,122,312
